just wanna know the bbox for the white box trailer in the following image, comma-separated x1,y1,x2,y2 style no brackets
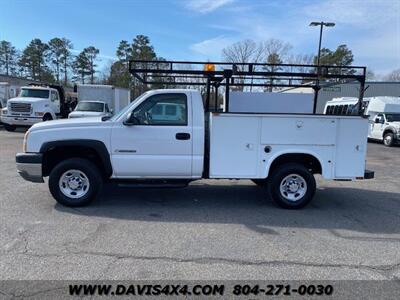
77,84,130,113
0,82,19,109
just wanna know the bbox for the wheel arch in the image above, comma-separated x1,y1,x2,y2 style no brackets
263,151,323,179
40,139,112,178
383,127,396,137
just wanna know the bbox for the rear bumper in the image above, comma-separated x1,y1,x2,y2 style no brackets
16,153,44,183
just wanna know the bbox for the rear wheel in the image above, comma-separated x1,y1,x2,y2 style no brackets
266,163,316,209
49,158,102,207
4,124,16,132
383,132,394,147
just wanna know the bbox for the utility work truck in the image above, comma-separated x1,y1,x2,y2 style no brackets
16,60,374,209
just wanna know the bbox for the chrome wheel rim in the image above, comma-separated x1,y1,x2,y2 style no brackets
279,174,307,202
384,135,392,145
59,169,90,199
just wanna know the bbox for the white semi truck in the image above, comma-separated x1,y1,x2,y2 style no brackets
15,60,374,209
1,84,70,131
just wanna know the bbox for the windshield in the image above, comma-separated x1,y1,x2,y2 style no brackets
385,113,400,122
108,92,149,122
75,102,104,112
20,89,49,99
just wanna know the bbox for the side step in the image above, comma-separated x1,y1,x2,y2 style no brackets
113,179,191,189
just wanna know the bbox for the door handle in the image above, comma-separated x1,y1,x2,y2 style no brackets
176,132,191,140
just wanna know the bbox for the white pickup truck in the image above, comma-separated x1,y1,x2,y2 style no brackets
16,88,374,209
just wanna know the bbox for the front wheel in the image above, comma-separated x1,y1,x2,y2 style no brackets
266,163,316,209
49,158,103,207
4,124,17,132
383,133,394,147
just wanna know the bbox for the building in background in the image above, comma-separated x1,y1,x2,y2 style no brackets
283,82,400,113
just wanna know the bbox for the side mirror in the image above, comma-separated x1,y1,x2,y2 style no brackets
123,111,140,126
374,117,381,124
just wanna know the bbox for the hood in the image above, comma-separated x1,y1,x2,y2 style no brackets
69,111,104,118
8,97,49,103
389,121,400,128
29,117,108,132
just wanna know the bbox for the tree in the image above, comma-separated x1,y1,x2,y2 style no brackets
314,44,354,67
82,46,99,84
60,38,73,86
262,38,292,91
222,39,265,91
19,38,50,81
116,40,131,61
0,40,18,75
72,51,90,84
48,37,73,85
385,69,400,81
48,38,64,83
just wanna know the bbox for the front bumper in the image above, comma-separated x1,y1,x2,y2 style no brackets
16,153,44,183
1,115,42,126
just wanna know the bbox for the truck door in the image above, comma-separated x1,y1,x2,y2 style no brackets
111,92,193,178
50,90,60,115
370,113,385,139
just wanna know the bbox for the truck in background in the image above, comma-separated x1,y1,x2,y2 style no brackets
1,84,71,131
0,82,19,109
324,96,400,146
77,84,130,115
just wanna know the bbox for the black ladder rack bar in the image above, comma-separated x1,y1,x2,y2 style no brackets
129,60,366,115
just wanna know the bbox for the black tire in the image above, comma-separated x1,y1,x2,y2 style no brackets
383,132,394,147
4,124,17,132
43,114,53,122
251,179,267,187
49,158,103,207
266,163,316,209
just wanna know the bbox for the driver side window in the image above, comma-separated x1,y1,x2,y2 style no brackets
132,93,187,126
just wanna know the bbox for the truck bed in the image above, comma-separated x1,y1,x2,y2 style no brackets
209,113,369,180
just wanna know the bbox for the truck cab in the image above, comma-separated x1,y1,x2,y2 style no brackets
1,85,63,131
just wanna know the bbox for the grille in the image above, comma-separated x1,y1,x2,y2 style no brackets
10,103,31,113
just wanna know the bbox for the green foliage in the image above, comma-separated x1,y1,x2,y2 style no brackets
72,46,99,84
0,40,18,76
314,44,354,66
19,38,54,82
48,37,73,84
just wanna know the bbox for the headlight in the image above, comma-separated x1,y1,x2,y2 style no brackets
34,112,45,117
23,130,30,152
2,108,7,115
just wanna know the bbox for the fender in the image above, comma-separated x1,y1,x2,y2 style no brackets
383,126,397,136
40,139,113,177
263,149,325,178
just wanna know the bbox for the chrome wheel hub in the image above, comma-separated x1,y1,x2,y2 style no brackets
279,174,307,202
59,169,90,199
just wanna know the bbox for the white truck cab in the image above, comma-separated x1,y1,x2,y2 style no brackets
1,85,63,131
68,100,112,119
15,60,374,209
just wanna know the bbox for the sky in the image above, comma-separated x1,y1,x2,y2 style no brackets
1,0,399,76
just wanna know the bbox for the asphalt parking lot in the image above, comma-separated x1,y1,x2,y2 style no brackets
0,127,399,280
